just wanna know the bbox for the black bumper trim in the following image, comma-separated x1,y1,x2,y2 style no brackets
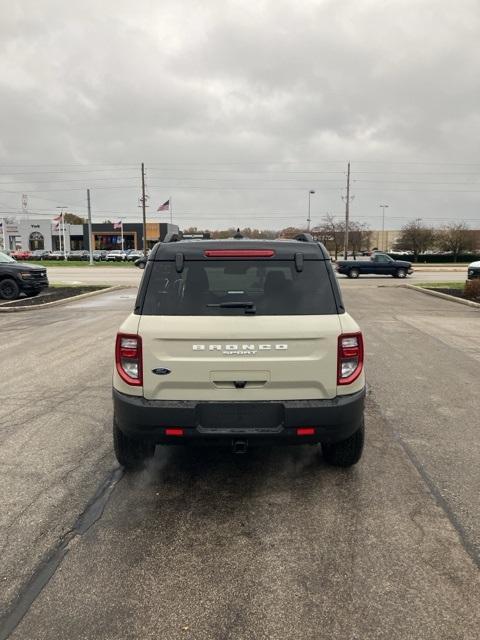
113,388,365,444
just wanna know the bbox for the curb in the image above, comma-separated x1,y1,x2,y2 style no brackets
0,285,129,313
412,267,466,272
403,284,480,309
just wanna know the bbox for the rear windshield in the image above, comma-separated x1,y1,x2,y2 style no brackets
141,260,337,315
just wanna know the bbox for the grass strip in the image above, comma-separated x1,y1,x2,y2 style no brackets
416,281,464,290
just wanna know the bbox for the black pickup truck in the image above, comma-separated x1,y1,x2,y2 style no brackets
0,252,49,299
335,253,413,279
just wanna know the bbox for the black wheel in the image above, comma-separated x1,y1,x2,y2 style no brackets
0,278,20,300
113,419,155,469
322,421,364,467
395,268,407,278
348,268,360,279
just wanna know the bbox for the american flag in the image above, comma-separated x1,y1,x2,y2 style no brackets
113,220,122,229
52,214,62,230
157,199,169,212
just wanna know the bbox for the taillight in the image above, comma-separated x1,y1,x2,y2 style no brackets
115,333,143,386
165,428,184,437
296,428,315,436
337,332,364,385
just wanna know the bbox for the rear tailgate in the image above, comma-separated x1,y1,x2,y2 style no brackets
140,314,342,402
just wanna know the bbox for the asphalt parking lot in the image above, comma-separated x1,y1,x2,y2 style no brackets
1,285,479,639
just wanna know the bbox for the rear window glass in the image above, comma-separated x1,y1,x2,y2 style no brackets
141,260,337,315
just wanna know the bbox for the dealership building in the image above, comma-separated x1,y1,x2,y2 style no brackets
1,218,178,252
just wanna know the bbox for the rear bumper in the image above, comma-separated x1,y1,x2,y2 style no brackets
113,388,365,445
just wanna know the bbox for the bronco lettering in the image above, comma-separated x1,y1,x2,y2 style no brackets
192,343,288,352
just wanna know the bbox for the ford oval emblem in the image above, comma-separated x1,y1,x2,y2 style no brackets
152,367,172,375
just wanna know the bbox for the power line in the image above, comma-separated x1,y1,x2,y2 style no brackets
0,177,139,185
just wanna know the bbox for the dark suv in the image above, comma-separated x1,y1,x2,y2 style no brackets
0,252,49,300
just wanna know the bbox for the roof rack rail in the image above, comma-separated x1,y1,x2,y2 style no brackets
294,233,315,243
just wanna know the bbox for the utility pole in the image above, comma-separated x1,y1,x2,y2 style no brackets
141,162,147,255
343,162,351,259
87,189,94,265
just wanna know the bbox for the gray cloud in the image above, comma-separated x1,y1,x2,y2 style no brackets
0,0,480,230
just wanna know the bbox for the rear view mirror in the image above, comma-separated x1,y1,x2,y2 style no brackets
135,258,146,269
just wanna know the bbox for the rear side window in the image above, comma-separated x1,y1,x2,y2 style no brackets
141,260,338,316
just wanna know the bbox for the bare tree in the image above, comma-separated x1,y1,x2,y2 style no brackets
348,221,371,259
64,213,85,224
211,227,237,239
435,222,474,262
312,214,345,259
241,228,277,239
210,227,277,239
395,219,436,260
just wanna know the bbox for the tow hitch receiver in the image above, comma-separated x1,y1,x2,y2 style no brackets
232,440,248,454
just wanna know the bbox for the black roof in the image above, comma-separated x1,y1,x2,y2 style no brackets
151,238,330,260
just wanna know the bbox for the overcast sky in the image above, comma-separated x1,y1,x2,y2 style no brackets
1,0,480,231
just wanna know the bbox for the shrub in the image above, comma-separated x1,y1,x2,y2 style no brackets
388,253,479,263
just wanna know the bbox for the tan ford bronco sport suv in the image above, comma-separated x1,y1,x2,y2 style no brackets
113,233,365,469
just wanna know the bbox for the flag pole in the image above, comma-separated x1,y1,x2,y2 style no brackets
62,210,67,258
121,219,124,251
170,195,173,224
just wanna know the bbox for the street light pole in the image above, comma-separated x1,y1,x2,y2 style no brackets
87,189,94,265
141,162,147,256
380,204,389,251
307,190,315,231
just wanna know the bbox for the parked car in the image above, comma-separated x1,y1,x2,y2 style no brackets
10,249,32,261
467,260,480,280
30,249,51,260
0,251,49,300
68,250,89,261
113,233,365,470
126,250,144,261
48,251,68,260
106,250,128,262
336,252,413,278
92,250,107,261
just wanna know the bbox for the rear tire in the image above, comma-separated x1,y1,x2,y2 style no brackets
348,268,360,279
113,419,155,469
322,421,364,467
0,278,20,300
